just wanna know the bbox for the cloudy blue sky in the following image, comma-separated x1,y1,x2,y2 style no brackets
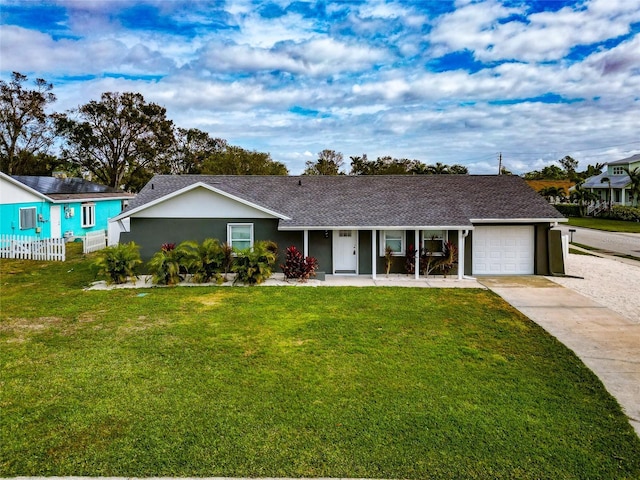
1,0,639,174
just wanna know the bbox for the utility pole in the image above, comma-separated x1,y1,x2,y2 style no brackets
498,152,502,175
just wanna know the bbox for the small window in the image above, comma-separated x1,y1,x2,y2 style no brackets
423,230,447,255
19,207,36,230
81,203,95,228
228,223,253,251
380,230,405,256
612,166,625,175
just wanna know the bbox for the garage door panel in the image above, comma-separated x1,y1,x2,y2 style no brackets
473,226,534,275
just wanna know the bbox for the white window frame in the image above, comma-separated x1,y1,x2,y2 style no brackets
422,230,448,256
612,166,625,175
81,203,96,228
227,223,254,251
379,230,405,256
19,207,37,230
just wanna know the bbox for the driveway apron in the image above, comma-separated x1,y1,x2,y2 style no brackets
480,276,640,437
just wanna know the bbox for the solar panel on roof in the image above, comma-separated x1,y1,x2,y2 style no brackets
12,176,122,194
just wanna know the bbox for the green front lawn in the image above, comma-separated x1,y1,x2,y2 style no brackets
1,246,639,479
568,216,640,233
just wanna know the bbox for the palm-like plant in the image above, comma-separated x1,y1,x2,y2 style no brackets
147,242,193,285
180,238,225,283
623,166,640,207
538,186,566,204
601,177,613,210
570,182,598,217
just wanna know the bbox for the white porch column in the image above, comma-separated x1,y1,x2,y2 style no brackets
414,229,420,280
458,230,464,280
622,187,626,206
303,229,309,257
371,229,377,279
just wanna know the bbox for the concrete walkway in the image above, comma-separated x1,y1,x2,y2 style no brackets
480,276,640,437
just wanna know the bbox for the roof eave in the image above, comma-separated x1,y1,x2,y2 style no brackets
278,224,474,231
470,218,568,223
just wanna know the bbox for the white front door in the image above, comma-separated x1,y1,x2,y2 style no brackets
50,205,61,238
333,230,358,274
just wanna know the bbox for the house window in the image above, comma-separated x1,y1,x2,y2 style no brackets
380,230,405,255
81,203,95,228
423,230,447,255
19,207,36,230
228,223,253,251
612,166,625,175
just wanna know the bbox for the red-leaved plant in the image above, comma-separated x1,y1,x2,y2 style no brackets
281,245,318,282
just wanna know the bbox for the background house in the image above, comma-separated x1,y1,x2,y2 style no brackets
1,173,133,241
113,174,567,278
581,154,640,208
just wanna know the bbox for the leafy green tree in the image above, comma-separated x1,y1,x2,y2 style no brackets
578,163,604,180
448,164,469,174
523,164,565,180
202,145,288,175
0,72,57,174
170,127,227,174
559,155,579,180
55,92,175,192
303,149,344,175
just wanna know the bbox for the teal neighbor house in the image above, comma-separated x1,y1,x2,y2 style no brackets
581,153,640,207
0,172,133,240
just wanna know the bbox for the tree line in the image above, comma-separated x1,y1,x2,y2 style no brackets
1,72,474,193
0,72,288,192
522,155,603,183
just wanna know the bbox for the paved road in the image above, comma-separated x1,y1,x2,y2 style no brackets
558,225,640,257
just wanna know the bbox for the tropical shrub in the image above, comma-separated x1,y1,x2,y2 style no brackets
232,241,277,285
180,238,225,283
384,245,394,276
420,240,458,277
221,242,234,280
93,242,142,284
147,242,192,285
438,240,458,277
606,205,640,222
281,245,318,281
554,204,581,217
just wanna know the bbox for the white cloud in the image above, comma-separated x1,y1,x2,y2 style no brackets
429,0,640,63
195,37,388,76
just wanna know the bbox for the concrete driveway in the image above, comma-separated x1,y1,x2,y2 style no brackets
480,276,640,437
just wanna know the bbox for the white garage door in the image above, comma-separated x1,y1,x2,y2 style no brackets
472,226,535,275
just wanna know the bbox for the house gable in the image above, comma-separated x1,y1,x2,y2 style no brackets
129,184,284,219
0,173,50,204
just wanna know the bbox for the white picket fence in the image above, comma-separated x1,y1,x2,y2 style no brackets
83,230,107,254
0,235,66,261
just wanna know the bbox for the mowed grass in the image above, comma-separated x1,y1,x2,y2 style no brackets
568,216,640,233
1,245,639,479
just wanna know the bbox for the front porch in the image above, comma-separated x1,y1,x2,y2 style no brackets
299,227,470,280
